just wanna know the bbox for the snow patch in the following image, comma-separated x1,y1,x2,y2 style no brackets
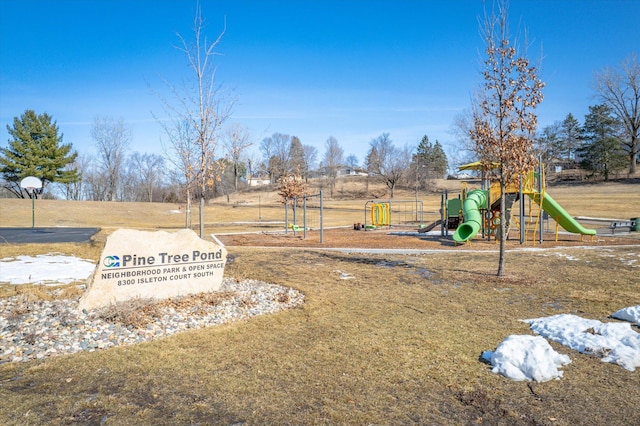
0,254,96,285
525,314,640,372
611,306,640,325
482,335,571,382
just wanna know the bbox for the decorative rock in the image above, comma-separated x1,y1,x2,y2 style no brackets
0,278,303,364
78,229,228,311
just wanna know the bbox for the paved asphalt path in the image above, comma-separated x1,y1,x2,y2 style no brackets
0,228,100,244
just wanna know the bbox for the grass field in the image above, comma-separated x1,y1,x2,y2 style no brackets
2,178,639,233
0,178,639,425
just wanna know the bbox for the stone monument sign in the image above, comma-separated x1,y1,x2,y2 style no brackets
79,229,227,311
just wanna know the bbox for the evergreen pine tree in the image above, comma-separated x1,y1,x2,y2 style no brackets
366,146,380,174
535,122,563,167
415,135,433,161
413,135,432,181
289,136,306,177
579,104,626,181
431,140,448,178
412,135,448,179
560,113,582,162
1,110,79,198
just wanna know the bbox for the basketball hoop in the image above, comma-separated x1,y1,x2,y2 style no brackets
20,176,42,228
20,176,42,194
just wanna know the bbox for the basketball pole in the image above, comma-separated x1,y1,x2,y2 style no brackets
20,176,42,229
31,191,35,228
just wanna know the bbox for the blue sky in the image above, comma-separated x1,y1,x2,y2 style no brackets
1,0,639,167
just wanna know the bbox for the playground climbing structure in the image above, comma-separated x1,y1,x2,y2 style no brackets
363,200,425,229
442,162,596,244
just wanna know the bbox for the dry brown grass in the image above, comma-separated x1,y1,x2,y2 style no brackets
0,180,639,425
1,177,637,236
94,291,238,328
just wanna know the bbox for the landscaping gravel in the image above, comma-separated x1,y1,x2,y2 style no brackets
0,278,304,364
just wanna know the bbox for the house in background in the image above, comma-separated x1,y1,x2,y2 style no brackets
336,166,368,177
247,175,271,186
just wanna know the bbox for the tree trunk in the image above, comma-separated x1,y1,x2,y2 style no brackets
234,163,239,192
497,179,506,276
185,188,192,229
199,196,205,238
630,142,637,175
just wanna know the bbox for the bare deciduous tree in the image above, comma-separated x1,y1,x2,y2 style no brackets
323,136,344,197
366,133,411,198
82,163,109,201
594,52,640,175
91,116,131,201
535,121,563,171
169,119,199,226
450,109,480,166
245,151,264,183
223,123,253,192
260,132,291,183
470,1,544,276
156,6,233,237
345,154,359,168
128,152,166,202
302,144,318,180
59,153,90,200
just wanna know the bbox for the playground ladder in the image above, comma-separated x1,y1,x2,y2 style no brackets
503,193,518,236
526,192,544,243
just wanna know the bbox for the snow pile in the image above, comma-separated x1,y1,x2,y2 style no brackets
525,314,640,372
481,335,571,382
485,309,640,382
612,306,640,325
0,254,96,285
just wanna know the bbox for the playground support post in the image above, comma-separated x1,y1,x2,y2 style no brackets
285,192,324,242
293,196,297,235
443,190,449,236
519,175,525,244
538,160,544,244
485,182,491,241
440,192,445,237
319,190,324,243
303,195,307,239
284,198,289,234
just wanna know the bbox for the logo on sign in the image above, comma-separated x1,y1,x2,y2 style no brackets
103,255,120,267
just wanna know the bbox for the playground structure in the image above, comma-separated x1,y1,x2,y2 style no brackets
437,161,597,244
363,199,425,230
279,162,613,245
284,191,324,242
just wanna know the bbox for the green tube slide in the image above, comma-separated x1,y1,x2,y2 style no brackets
453,189,487,242
528,192,596,236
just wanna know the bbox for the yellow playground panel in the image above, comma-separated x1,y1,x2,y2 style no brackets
371,203,390,227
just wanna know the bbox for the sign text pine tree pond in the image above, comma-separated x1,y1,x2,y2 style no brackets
79,229,228,311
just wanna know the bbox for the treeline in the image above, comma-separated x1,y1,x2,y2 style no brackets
0,110,451,201
535,104,636,181
2,35,636,201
